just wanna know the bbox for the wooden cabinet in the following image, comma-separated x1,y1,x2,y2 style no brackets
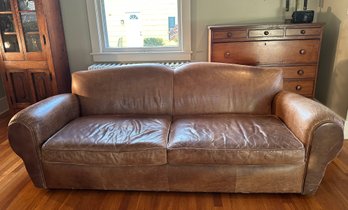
208,23,324,97
0,0,70,111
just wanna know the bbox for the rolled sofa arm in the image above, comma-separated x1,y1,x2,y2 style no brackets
8,94,80,188
273,91,344,195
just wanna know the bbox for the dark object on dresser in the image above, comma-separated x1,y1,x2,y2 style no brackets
292,11,314,23
292,0,314,24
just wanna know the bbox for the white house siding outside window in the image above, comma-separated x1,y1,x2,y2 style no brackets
86,0,191,62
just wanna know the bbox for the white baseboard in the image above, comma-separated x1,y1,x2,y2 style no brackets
0,97,9,115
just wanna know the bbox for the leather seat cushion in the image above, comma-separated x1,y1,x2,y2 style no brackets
42,116,171,166
168,115,305,165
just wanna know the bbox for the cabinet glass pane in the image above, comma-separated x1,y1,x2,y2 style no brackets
0,0,11,11
21,12,38,32
18,0,35,11
24,34,41,52
2,34,20,52
0,14,19,52
0,14,15,32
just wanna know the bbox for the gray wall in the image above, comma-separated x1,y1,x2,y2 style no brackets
60,0,93,72
316,1,348,118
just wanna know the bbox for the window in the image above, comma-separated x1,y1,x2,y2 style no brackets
86,0,191,62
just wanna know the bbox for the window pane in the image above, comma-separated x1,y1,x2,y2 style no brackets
2,34,20,52
0,14,15,32
18,0,36,11
21,12,39,32
103,0,179,48
0,0,11,11
24,34,41,52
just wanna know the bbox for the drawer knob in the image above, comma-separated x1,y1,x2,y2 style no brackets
301,30,306,35
264,31,269,36
224,51,231,58
297,69,304,75
299,49,306,55
296,85,302,91
227,32,233,38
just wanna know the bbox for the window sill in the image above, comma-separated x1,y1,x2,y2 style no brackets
90,51,192,62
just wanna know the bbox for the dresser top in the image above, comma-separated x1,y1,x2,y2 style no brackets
208,22,325,30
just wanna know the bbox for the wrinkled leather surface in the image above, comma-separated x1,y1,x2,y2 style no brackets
174,62,282,115
8,94,80,188
9,94,80,147
72,64,173,116
273,91,344,194
42,116,171,166
273,91,344,150
303,123,343,195
168,115,304,165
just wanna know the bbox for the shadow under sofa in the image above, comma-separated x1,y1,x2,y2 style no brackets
8,62,344,195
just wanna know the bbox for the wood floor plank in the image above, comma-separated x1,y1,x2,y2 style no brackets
1,113,348,209
0,167,31,210
96,191,124,210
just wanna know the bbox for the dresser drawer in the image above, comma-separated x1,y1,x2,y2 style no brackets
249,29,284,38
286,28,322,36
267,66,317,79
282,66,316,79
283,80,314,96
212,30,247,42
211,40,320,65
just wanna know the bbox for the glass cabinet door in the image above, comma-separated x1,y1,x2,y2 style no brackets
0,0,20,53
0,0,45,60
18,0,42,52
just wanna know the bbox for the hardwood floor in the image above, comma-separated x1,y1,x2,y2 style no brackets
1,114,348,210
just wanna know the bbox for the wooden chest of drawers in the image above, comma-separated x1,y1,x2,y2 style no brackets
208,23,324,97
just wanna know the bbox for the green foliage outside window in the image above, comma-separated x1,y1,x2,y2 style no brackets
144,37,164,47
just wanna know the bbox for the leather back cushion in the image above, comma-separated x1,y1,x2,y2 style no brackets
72,64,173,116
174,62,282,115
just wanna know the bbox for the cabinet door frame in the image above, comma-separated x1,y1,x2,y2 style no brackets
27,68,52,102
5,68,32,109
0,0,26,61
1,0,47,61
4,67,52,109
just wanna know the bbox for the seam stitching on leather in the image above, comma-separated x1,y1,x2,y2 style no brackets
42,161,167,167
167,148,305,151
42,148,166,153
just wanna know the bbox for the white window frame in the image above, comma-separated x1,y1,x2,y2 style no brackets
86,0,191,62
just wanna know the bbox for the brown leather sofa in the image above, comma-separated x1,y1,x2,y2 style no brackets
8,62,344,195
